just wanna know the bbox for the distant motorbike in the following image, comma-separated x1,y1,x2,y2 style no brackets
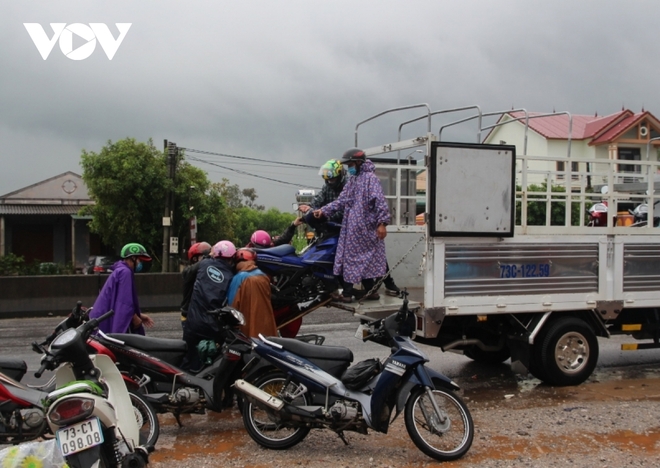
587,201,609,226
0,304,158,448
629,201,660,227
235,291,474,462
256,222,341,337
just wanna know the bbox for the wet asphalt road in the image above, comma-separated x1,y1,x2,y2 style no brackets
3,306,660,389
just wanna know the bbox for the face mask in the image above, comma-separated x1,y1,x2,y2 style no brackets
135,260,143,273
347,166,357,176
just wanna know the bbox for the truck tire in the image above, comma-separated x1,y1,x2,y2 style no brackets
537,317,598,386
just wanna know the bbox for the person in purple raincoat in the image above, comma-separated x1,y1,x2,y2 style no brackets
313,148,391,303
89,242,154,335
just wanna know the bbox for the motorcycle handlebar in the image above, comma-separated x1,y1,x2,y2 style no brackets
41,301,87,347
34,361,49,379
85,310,114,332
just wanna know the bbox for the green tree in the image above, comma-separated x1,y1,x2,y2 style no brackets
81,139,274,263
215,179,265,211
233,206,296,245
80,138,168,257
516,183,582,226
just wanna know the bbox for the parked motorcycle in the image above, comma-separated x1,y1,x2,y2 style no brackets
587,201,609,226
629,201,660,227
35,310,151,467
234,291,474,462
0,304,159,448
256,222,341,337
91,307,249,425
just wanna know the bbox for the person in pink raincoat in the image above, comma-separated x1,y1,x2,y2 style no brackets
313,148,391,303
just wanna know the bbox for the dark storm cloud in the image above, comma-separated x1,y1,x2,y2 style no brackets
2,0,660,209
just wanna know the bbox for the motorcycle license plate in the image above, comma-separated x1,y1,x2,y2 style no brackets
56,417,104,456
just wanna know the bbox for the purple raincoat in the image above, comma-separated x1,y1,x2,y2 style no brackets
321,160,391,284
89,261,145,335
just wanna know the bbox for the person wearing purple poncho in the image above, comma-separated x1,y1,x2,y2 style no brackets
313,148,391,303
89,242,154,335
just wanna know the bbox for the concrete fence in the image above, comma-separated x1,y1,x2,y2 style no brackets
0,273,182,318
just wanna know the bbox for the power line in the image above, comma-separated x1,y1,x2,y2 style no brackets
181,147,318,169
186,155,307,188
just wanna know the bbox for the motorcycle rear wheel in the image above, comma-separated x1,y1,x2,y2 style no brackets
242,372,310,450
404,387,473,461
128,390,160,448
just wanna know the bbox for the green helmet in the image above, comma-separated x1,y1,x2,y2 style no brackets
120,243,151,259
318,159,343,180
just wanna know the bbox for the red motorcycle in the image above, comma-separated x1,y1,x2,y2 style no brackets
587,201,610,226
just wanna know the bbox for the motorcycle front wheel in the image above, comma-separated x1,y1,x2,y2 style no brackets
404,387,474,462
242,372,310,450
128,390,160,448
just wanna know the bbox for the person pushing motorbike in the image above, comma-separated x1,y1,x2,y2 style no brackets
310,156,400,299
180,241,212,370
183,240,236,371
299,159,347,228
227,247,277,337
313,149,392,303
248,217,304,249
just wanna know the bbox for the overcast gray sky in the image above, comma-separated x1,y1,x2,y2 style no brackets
2,0,659,210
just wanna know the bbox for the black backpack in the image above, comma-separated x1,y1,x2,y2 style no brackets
341,358,383,390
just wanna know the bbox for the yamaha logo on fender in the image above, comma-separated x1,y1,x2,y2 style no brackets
207,266,224,283
384,360,406,376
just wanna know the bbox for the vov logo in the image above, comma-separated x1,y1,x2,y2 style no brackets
24,23,132,60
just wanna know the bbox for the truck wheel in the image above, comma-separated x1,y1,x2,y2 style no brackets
464,346,510,365
538,317,598,386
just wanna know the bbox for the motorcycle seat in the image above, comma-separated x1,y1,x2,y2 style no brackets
268,337,353,362
257,244,296,257
0,358,27,381
106,334,188,353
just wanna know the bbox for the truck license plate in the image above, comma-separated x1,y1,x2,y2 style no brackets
56,417,104,456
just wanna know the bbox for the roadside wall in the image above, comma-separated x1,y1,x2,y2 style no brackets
0,273,182,318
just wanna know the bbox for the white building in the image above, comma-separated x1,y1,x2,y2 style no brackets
483,109,660,188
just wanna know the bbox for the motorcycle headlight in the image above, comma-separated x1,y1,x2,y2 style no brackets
50,328,77,349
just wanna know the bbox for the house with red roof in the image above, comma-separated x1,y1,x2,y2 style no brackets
483,109,660,187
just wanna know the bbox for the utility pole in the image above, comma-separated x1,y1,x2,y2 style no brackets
162,140,177,272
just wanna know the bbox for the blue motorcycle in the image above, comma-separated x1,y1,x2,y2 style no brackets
256,223,341,337
234,291,474,462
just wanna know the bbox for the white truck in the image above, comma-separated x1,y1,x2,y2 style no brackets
350,103,660,386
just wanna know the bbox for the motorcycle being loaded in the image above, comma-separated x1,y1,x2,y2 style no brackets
256,222,341,338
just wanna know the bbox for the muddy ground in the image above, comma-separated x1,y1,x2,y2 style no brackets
149,365,660,467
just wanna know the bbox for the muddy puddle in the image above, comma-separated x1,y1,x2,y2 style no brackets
149,366,660,467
